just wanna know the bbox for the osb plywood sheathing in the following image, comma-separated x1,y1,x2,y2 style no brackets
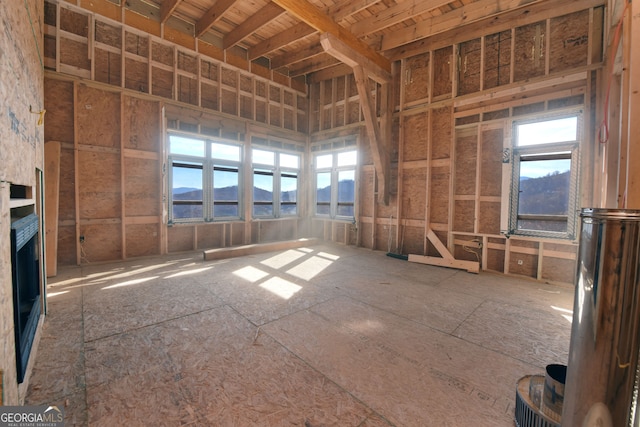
47,0,306,137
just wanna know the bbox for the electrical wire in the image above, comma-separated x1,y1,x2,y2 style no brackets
462,239,482,263
598,0,631,144
80,242,91,264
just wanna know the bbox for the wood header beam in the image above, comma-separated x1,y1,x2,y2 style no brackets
272,0,391,74
223,2,286,49
320,32,390,84
160,0,182,24
195,0,238,38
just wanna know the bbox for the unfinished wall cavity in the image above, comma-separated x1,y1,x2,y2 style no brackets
306,3,600,285
43,0,307,133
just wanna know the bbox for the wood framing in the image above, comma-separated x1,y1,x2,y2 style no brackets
320,33,391,84
195,0,238,38
160,0,182,24
272,0,391,74
353,65,390,205
626,0,640,208
248,22,316,60
408,229,479,273
350,0,453,37
44,141,61,276
223,2,286,49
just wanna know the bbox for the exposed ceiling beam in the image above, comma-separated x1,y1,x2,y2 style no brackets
223,2,286,49
288,55,341,77
272,0,391,74
271,42,325,69
308,64,353,83
321,32,390,83
160,0,183,24
381,0,546,51
327,0,383,22
248,22,316,60
195,0,238,38
350,0,453,37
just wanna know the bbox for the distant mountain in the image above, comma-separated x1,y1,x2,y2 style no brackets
316,179,355,201
172,189,202,200
173,187,200,195
519,171,570,215
172,185,299,217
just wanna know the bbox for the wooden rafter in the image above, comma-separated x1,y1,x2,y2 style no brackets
272,0,391,74
350,0,453,37
288,55,341,77
195,0,238,38
327,0,383,22
160,0,182,24
308,63,353,83
385,0,604,59
248,22,316,60
381,0,548,51
223,2,286,49
271,42,325,69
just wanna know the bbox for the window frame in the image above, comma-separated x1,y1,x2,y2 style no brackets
508,111,581,239
251,148,300,219
168,132,243,224
313,149,357,220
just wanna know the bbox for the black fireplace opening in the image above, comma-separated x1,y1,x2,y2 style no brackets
10,213,41,383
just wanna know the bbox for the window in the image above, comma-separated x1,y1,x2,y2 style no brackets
314,150,357,219
168,134,242,223
252,149,300,218
508,114,580,238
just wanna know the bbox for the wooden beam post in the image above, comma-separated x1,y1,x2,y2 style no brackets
318,33,392,205
272,0,391,74
353,65,390,205
320,33,391,84
44,141,61,277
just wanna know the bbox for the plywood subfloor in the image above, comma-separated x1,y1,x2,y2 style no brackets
26,243,574,426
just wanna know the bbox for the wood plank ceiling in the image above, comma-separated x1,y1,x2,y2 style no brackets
136,0,548,81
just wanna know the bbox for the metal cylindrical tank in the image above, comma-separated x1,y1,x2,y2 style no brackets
562,208,640,426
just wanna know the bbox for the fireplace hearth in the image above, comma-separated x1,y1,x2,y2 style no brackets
10,213,41,383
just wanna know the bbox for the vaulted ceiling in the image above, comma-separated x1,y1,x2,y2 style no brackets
135,0,550,81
